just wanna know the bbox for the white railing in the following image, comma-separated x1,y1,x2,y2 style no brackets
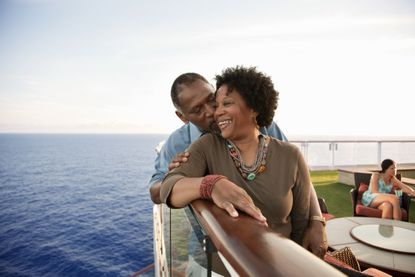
290,140,415,169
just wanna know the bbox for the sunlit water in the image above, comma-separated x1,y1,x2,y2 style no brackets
0,134,167,277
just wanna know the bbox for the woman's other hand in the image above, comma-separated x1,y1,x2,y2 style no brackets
302,220,328,258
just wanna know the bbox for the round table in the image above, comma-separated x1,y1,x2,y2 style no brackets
350,224,415,254
326,217,415,276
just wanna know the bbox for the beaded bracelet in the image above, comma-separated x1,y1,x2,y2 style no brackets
200,175,228,199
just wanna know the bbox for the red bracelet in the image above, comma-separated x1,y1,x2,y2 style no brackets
200,175,228,199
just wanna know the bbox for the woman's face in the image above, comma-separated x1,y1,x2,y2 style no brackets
385,162,397,177
214,84,257,140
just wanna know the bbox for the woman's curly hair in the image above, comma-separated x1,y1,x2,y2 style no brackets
215,66,278,127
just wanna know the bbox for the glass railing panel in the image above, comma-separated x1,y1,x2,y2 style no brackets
331,142,354,166
306,142,332,167
169,207,194,276
381,142,415,164
161,204,172,275
179,207,208,277
185,207,231,277
163,205,230,277
333,142,378,166
292,140,415,168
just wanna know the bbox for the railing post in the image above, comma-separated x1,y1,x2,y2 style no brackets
168,208,172,277
329,142,336,169
377,141,382,165
203,236,216,277
302,142,308,165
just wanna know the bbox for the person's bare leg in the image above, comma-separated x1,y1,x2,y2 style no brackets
370,194,401,220
390,196,401,220
377,202,392,219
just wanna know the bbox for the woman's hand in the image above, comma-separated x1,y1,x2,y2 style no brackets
211,178,268,226
302,220,328,259
391,175,399,183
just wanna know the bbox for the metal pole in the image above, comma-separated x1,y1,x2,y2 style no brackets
203,236,215,277
377,142,382,164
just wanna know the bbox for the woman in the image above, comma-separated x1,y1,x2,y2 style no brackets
361,159,415,220
160,66,312,245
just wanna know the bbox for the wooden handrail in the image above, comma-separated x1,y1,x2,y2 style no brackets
190,200,344,277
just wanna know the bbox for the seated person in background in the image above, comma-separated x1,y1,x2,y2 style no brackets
361,159,415,220
160,66,318,249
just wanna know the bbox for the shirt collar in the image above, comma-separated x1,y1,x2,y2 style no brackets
189,122,205,143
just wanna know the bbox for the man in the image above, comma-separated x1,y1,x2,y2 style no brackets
149,72,327,258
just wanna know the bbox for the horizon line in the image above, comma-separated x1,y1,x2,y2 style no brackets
1,132,415,139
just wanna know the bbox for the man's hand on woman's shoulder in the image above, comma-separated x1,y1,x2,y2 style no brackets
168,152,190,171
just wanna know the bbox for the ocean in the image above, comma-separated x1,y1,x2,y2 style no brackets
0,134,167,277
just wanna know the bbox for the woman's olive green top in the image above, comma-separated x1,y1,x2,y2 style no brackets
160,133,311,244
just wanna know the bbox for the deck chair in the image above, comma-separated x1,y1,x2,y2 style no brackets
318,197,335,221
350,172,411,221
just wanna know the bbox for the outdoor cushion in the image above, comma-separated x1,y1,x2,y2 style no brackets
323,213,336,221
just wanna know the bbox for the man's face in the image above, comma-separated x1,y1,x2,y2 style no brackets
176,79,217,132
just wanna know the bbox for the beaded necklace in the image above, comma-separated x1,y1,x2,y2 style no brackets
226,135,269,181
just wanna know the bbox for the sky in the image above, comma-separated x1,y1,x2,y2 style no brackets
0,0,414,137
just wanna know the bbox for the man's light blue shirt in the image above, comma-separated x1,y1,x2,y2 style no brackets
149,122,288,186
